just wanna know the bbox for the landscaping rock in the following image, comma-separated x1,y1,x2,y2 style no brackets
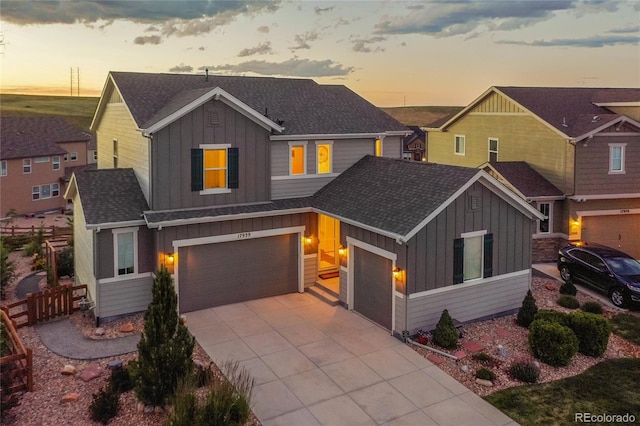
60,393,79,403
154,406,164,414
475,378,493,387
61,365,76,375
454,350,467,360
460,364,470,373
427,353,446,364
94,327,106,336
495,327,513,338
108,360,123,370
144,405,155,414
497,345,508,358
462,340,485,352
545,283,556,291
136,402,145,413
79,362,102,382
120,323,134,333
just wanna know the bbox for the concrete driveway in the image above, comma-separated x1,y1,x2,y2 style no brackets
185,293,517,426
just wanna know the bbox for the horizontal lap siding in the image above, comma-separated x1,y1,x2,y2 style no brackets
74,197,96,302
304,255,317,288
382,136,402,159
339,268,348,304
97,276,154,318
406,271,530,334
395,294,406,332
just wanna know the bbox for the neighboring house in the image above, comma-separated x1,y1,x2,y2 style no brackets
402,126,426,161
426,87,640,261
1,116,91,216
65,71,542,336
87,133,98,164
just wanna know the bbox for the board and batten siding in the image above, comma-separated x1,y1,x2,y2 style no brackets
150,100,271,210
96,102,151,201
96,275,154,320
406,270,530,334
95,227,155,280
73,195,96,302
405,181,534,294
394,293,406,333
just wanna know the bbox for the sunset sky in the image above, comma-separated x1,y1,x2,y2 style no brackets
1,0,639,106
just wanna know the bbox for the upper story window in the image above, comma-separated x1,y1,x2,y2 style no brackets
316,142,333,174
289,142,307,175
537,202,551,233
23,159,31,174
93,151,98,162
375,139,383,157
52,156,61,170
455,135,465,156
70,152,78,161
34,156,49,164
113,228,137,276
190,144,239,194
488,138,499,162
453,230,493,284
609,143,626,174
1,161,6,177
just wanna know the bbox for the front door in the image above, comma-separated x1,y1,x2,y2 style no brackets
318,214,339,272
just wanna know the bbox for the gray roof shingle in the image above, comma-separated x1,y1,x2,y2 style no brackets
74,168,149,226
109,72,408,135
1,116,91,160
487,161,563,198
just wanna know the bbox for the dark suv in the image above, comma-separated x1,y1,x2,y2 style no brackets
557,243,640,308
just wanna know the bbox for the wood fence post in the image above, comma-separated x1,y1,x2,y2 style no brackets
26,293,36,326
26,348,34,391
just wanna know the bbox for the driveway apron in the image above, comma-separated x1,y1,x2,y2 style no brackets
185,293,518,426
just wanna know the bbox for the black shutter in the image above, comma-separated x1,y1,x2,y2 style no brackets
227,147,239,189
191,148,203,191
483,233,493,278
453,238,464,284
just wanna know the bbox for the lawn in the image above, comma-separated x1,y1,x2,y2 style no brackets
485,358,640,426
610,313,640,346
0,94,98,129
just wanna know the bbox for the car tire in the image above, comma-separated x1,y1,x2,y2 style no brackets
559,265,571,282
610,288,626,308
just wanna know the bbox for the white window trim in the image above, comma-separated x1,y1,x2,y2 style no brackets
32,186,40,200
52,183,60,197
199,143,232,195
23,159,32,174
70,152,78,161
455,135,466,156
52,156,61,170
608,143,626,174
461,229,487,283
288,141,308,176
1,160,6,177
488,137,499,161
113,227,139,277
315,140,333,174
536,202,553,234
34,156,50,163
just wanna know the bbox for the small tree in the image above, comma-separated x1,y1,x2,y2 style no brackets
517,290,538,327
432,309,459,349
132,265,195,406
0,240,15,300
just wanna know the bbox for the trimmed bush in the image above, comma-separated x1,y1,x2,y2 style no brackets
56,247,74,278
557,295,580,309
568,311,611,357
89,386,119,425
581,301,604,315
432,309,458,349
475,368,495,381
559,279,577,296
516,290,538,327
529,320,579,366
508,359,540,383
534,309,571,326
472,352,491,362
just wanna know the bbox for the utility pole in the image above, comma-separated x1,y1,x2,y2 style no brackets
70,67,74,96
77,67,80,97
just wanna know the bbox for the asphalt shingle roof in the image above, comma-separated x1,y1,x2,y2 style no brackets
1,116,91,160
313,156,479,237
74,168,149,225
109,72,408,136
487,161,563,198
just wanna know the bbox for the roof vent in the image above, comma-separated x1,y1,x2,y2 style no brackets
562,117,568,128
592,115,599,122
205,68,209,82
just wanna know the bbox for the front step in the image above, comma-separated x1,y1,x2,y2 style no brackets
307,284,340,306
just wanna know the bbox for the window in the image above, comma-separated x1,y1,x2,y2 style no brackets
316,142,333,174
31,183,59,200
537,202,551,233
1,161,6,177
41,184,51,199
93,151,98,161
32,186,40,200
455,135,465,155
453,231,493,284
70,152,78,161
64,154,69,161
609,144,625,174
114,229,137,276
52,183,59,197
488,138,499,162
289,142,307,175
34,156,49,163
113,139,118,168
23,159,31,174
375,139,383,157
52,156,60,170
190,144,239,193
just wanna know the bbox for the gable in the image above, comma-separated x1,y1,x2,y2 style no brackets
471,92,525,114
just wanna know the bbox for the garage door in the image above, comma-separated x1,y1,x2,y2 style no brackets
178,234,298,312
353,247,392,329
582,214,640,260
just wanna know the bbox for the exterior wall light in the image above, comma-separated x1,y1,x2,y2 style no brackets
338,246,346,256
304,236,313,245
166,252,175,265
393,267,402,279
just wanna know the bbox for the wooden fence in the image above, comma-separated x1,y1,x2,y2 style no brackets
0,225,72,239
1,284,88,329
0,309,33,395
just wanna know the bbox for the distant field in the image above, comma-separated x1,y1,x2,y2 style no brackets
380,106,463,126
0,94,99,130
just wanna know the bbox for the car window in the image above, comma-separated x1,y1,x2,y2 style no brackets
606,257,640,275
572,250,606,270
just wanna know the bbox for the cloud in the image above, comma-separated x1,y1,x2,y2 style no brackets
133,35,162,45
257,25,270,33
238,41,273,57
169,63,193,73
607,25,640,34
496,34,640,47
314,6,334,15
198,57,355,77
351,36,387,53
374,1,580,37
290,30,319,50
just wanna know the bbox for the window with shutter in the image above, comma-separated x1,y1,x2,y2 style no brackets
192,145,239,194
454,231,493,283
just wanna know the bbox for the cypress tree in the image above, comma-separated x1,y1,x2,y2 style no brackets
433,309,459,349
517,290,538,328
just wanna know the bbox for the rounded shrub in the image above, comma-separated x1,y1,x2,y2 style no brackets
529,319,579,366
432,309,458,349
516,290,538,328
89,386,120,425
472,352,491,362
508,359,540,383
580,301,604,315
475,368,496,381
534,309,571,326
559,279,577,296
557,295,580,309
568,311,611,357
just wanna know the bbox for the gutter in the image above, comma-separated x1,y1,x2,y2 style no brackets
406,338,459,360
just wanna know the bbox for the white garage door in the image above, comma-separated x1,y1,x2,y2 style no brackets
582,214,640,260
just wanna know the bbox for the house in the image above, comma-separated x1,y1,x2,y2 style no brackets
402,126,426,161
65,71,542,336
0,116,92,216
426,87,640,261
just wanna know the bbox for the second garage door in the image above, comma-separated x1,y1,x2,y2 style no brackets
582,214,640,260
353,246,392,329
178,234,299,312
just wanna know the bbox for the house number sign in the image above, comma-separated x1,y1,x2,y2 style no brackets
237,232,252,239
